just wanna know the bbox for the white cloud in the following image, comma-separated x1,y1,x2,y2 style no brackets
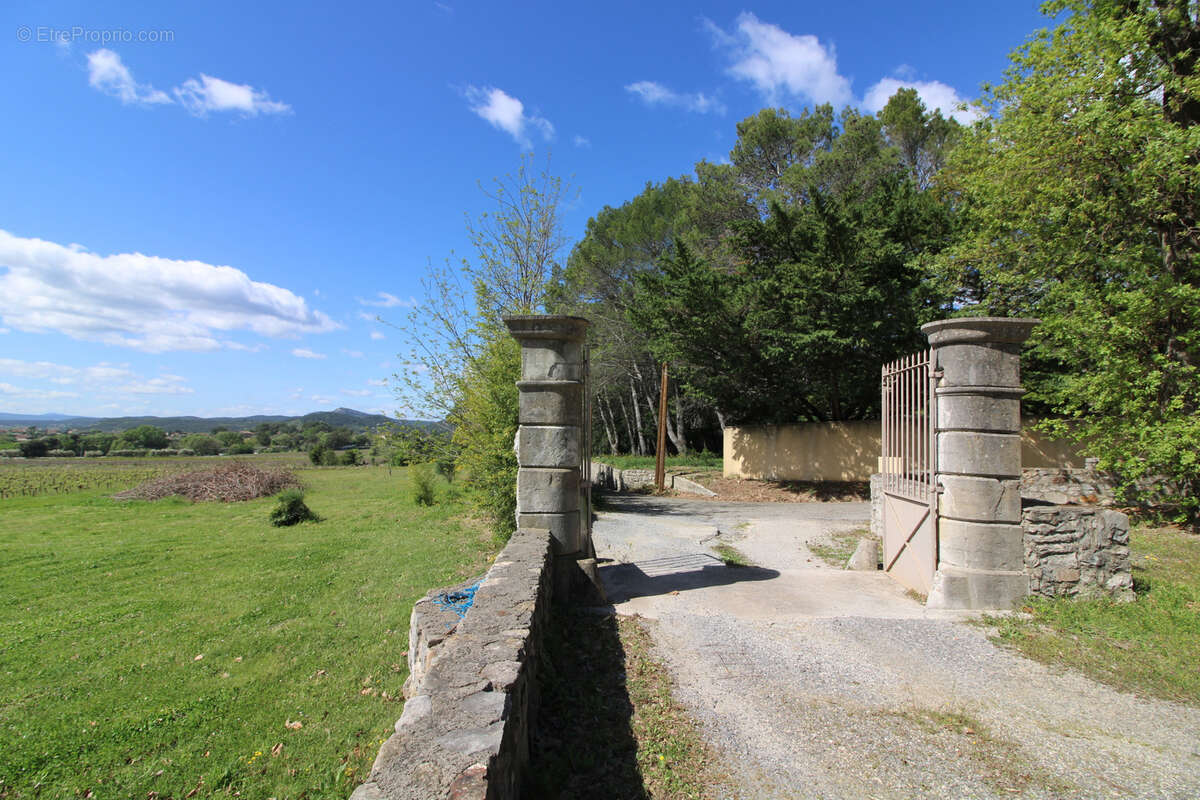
573,135,591,148
625,81,724,114
341,348,364,358
863,77,980,125
0,358,132,383
226,341,268,352
341,388,371,397
117,374,194,395
0,358,193,399
710,13,852,106
174,73,291,117
86,49,171,106
0,382,80,401
370,331,386,340
367,378,388,387
707,16,977,125
358,292,417,308
85,49,290,117
292,348,326,359
310,394,336,405
0,230,339,352
465,86,554,147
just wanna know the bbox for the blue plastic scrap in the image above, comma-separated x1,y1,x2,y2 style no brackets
432,581,481,620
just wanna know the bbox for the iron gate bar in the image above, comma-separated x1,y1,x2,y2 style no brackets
881,348,935,503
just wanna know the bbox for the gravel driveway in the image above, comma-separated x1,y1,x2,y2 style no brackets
593,494,1200,800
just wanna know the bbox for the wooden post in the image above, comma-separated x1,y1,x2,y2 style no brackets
655,362,668,491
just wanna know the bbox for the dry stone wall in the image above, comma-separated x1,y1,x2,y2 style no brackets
870,473,1134,601
591,461,716,497
351,527,555,800
1022,505,1134,600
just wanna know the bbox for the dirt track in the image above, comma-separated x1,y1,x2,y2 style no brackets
593,493,1200,800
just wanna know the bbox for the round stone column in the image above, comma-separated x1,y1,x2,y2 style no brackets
504,315,589,556
922,317,1039,610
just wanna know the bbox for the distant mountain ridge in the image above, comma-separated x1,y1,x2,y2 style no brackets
0,407,428,433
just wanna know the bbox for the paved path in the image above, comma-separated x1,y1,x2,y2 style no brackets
593,494,1200,800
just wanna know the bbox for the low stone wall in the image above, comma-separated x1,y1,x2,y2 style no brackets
351,527,555,800
591,461,716,497
1022,505,1133,600
870,474,1133,601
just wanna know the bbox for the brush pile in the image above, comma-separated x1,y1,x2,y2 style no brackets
114,461,301,503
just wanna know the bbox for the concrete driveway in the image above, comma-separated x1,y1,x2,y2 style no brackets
593,493,1200,800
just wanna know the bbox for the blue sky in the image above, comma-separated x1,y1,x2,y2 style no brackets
1,1,1052,419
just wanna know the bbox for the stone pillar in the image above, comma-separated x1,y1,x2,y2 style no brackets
922,317,1039,610
504,314,590,559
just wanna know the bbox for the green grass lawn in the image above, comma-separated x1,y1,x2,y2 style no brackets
595,452,722,471
0,464,493,799
986,524,1200,706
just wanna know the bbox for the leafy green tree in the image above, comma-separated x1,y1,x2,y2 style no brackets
937,0,1200,523
385,424,453,466
253,423,277,447
118,425,169,450
878,88,962,189
320,428,353,450
393,154,569,540
214,431,244,449
549,177,707,453
270,432,297,450
633,175,947,423
80,433,116,454
559,96,958,447
18,439,48,458
180,433,221,456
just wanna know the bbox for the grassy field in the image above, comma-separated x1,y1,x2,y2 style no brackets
0,461,493,799
0,453,310,499
986,524,1200,706
595,452,722,471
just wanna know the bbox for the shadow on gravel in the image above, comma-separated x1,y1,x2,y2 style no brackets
526,608,648,800
595,492,716,517
600,554,780,603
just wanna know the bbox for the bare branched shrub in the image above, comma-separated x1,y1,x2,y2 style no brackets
113,462,301,503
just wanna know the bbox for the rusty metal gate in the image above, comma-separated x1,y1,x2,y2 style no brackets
881,349,938,594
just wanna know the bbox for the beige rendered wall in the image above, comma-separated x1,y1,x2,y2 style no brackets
724,421,1082,481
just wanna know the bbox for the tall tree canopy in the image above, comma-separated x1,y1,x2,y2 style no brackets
937,0,1200,521
555,92,959,449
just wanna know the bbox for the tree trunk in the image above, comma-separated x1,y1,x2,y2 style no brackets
598,396,619,455
627,382,647,455
632,361,680,456
715,408,727,431
668,383,688,455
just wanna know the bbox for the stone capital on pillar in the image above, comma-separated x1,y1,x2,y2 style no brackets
503,315,589,343
921,317,1039,610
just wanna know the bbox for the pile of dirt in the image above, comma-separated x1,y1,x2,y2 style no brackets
692,476,868,503
113,461,301,503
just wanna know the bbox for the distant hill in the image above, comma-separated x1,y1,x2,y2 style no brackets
0,407,429,434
